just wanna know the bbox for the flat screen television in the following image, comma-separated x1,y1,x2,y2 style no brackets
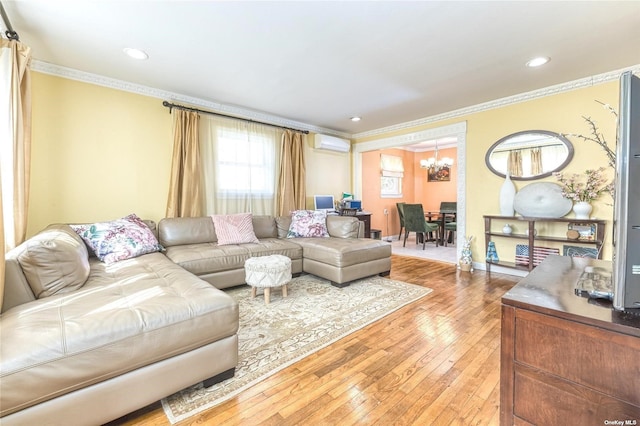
314,195,335,211
612,71,640,311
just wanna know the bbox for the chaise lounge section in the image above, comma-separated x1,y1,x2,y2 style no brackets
1,224,239,426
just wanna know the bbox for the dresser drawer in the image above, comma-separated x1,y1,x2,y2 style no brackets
513,364,640,425
514,309,640,406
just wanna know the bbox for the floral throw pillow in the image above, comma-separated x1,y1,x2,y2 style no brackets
211,213,259,245
286,210,330,238
70,214,163,264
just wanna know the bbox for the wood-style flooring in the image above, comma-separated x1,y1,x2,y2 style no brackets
110,255,521,426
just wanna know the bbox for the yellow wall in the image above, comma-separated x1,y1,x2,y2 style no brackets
29,72,173,234
29,72,352,235
304,133,351,210
355,82,619,262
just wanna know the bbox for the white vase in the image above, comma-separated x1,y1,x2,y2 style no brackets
573,201,592,219
499,172,516,216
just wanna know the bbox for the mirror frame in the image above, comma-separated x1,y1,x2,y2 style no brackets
485,130,574,181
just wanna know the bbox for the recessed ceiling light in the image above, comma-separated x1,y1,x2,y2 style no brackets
350,116,361,122
123,48,149,60
526,56,550,68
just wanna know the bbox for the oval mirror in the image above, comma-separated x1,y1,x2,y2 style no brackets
485,130,574,181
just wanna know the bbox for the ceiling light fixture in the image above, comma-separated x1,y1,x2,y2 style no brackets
420,139,453,176
350,116,361,122
526,56,550,68
123,48,149,60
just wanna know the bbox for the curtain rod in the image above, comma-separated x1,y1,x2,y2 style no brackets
0,1,19,41
162,101,309,134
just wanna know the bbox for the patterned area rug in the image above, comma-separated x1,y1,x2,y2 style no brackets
161,274,432,423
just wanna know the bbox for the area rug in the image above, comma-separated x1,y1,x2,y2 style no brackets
161,274,432,423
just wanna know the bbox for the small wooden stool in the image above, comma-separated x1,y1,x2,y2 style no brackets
244,255,292,304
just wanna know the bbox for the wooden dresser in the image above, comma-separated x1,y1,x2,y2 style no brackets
500,256,640,425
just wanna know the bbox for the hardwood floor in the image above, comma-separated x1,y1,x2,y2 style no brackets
111,256,521,426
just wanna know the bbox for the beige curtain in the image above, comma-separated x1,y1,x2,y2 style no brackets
165,109,203,217
277,130,306,216
530,148,543,175
507,150,523,177
0,39,32,309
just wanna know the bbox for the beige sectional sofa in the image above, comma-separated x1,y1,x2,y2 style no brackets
0,224,239,426
1,214,391,425
158,215,392,288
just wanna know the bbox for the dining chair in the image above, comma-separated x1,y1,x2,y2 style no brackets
396,202,406,240
439,201,457,216
444,221,457,246
402,203,440,250
438,201,457,245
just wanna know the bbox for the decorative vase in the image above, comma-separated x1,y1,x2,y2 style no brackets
486,241,499,263
502,224,513,235
499,172,516,216
573,201,592,220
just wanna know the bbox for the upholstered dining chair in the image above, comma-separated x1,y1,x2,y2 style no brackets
444,221,457,246
402,203,440,250
396,202,406,240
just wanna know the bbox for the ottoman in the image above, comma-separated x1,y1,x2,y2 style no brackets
244,255,292,304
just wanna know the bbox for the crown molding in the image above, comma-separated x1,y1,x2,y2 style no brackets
32,60,640,142
30,60,351,139
353,64,640,139
353,122,467,153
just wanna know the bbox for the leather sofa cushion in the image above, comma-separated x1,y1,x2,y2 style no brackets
295,238,391,268
0,252,238,417
164,238,302,276
276,216,292,238
276,215,360,239
15,224,90,298
326,216,360,239
159,217,217,247
159,216,279,248
252,215,278,239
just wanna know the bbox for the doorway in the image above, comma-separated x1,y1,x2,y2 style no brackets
353,122,467,263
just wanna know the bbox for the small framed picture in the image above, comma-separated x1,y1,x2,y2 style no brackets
568,223,596,241
563,245,598,259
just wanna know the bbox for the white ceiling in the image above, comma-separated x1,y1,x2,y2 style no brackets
3,1,640,136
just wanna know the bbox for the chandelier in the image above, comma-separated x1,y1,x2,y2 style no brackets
419,139,454,173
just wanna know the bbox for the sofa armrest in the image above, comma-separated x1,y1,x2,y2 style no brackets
2,257,36,313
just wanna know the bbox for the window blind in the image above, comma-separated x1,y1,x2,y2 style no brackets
380,154,404,178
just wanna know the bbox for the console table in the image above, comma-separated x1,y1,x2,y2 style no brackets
501,256,640,425
484,215,606,272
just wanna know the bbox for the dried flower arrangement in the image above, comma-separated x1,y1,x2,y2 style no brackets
560,100,617,199
553,167,612,203
562,100,617,169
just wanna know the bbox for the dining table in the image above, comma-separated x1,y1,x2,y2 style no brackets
425,210,456,245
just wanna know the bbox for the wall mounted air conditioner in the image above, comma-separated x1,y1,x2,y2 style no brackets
314,134,351,153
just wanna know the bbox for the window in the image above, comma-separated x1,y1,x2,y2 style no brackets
201,115,281,215
216,129,275,195
380,154,404,198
